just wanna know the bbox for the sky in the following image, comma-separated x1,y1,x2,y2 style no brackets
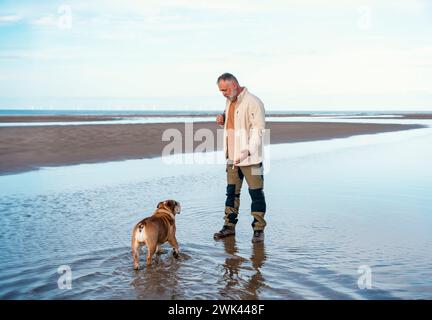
0,0,431,111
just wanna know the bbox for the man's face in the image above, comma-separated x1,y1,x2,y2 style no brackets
218,80,238,102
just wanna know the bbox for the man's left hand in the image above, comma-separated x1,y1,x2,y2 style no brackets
234,150,250,165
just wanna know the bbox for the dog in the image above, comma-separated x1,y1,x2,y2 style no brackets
132,200,181,269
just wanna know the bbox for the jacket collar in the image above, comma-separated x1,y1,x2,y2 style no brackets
236,87,248,105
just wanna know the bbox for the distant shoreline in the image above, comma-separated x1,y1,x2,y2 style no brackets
0,112,432,122
0,120,425,175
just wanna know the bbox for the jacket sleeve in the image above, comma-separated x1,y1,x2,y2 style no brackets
247,98,265,157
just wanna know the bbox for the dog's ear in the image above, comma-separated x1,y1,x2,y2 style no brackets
157,201,164,209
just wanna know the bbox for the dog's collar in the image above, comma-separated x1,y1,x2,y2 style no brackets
155,208,175,220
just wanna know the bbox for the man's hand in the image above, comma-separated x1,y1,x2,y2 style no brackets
216,113,225,126
234,150,250,165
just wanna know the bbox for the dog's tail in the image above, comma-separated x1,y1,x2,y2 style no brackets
133,221,147,243
138,221,145,230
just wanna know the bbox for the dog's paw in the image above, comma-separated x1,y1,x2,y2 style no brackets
172,249,180,259
156,248,168,255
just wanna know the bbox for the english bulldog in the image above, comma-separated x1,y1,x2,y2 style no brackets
132,200,181,269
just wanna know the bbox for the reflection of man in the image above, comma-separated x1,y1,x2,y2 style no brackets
221,237,245,293
247,243,266,299
251,243,266,270
220,238,267,299
214,73,267,243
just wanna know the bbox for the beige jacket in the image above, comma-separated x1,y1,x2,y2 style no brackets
223,87,266,166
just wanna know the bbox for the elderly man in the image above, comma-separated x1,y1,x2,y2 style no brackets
214,73,267,243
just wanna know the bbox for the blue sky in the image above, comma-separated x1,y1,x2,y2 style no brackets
0,0,431,110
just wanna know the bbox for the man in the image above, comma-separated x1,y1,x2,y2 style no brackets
214,73,267,243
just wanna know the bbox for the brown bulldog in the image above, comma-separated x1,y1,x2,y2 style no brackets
131,200,181,269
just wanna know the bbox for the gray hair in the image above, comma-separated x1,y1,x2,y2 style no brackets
216,73,239,85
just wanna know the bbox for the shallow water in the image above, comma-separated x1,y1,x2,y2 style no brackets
0,116,215,127
0,120,431,299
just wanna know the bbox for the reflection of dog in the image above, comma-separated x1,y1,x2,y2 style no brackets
132,200,181,269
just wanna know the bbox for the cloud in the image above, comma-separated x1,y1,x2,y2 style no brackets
1,0,430,109
83,0,268,15
242,45,432,98
0,15,21,24
100,0,428,14
99,0,427,14
31,15,57,27
0,47,86,61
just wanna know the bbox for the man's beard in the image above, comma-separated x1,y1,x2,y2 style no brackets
227,88,238,102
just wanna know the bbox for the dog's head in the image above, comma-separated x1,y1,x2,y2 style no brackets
157,200,181,215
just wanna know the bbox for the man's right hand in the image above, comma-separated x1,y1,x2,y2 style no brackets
216,114,225,126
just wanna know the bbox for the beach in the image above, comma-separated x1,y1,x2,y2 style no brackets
0,119,424,174
0,116,431,299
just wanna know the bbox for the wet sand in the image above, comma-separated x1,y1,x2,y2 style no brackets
0,120,424,175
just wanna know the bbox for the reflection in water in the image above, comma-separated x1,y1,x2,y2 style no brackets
220,238,267,299
221,237,244,294
247,242,266,299
131,252,182,300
